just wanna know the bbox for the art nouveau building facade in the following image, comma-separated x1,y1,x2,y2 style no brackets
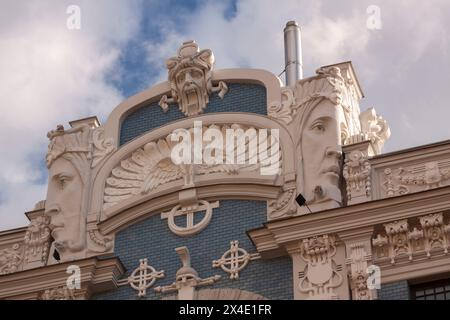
1,26,450,300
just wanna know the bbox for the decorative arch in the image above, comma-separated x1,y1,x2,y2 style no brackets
89,113,295,235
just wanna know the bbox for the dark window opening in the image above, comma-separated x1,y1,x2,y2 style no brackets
411,278,450,300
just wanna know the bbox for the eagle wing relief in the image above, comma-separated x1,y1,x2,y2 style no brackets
103,124,282,211
103,136,183,210
196,123,281,176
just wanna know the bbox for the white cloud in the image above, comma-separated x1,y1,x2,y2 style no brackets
146,0,450,154
0,0,142,230
2,0,450,231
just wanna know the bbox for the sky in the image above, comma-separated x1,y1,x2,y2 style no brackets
0,0,449,231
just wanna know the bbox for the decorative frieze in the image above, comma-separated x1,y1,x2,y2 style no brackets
103,123,279,210
372,212,450,264
212,240,261,279
382,161,450,198
39,286,76,300
0,244,23,275
128,258,165,297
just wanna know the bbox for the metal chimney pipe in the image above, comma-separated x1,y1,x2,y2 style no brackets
284,21,303,86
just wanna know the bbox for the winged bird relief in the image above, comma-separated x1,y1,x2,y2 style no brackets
103,124,281,210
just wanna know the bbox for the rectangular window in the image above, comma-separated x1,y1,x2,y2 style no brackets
411,279,450,300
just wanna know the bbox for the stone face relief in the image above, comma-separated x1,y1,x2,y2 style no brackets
297,99,346,211
159,40,228,117
45,124,114,262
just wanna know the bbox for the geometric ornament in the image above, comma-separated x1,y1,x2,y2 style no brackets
212,240,260,280
128,258,165,297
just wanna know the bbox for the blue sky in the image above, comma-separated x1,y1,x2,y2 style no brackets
0,0,449,230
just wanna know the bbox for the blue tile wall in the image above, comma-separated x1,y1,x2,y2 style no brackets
119,84,267,146
378,281,410,300
93,200,293,300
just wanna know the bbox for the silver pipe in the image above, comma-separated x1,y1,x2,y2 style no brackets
283,21,303,86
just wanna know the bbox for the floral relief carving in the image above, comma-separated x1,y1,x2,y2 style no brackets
298,235,343,299
382,161,450,198
345,243,376,300
159,40,228,117
343,150,371,203
372,213,450,264
23,216,51,266
0,244,23,275
268,67,345,125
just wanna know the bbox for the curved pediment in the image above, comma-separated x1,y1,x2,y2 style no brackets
90,113,296,229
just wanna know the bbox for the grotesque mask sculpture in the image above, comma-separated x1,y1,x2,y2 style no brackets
45,125,91,262
159,40,228,117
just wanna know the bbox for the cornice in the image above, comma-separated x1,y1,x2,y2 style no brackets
248,186,450,256
0,256,124,299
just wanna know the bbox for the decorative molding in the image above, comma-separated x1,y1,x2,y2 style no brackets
103,123,277,210
0,244,23,275
268,67,345,125
196,288,267,300
382,160,450,198
92,127,115,168
23,216,51,269
359,107,391,156
128,258,165,297
159,40,228,116
267,88,295,124
298,234,343,299
212,240,261,279
87,226,113,254
343,150,371,204
372,212,450,264
161,200,219,237
154,246,220,300
0,256,124,299
345,242,376,300
39,286,76,300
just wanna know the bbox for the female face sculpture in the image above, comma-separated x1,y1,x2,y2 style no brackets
44,125,91,261
45,156,84,256
300,99,346,210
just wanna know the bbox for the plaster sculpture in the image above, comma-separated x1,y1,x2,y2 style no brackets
128,258,165,297
45,124,114,262
0,244,22,275
154,246,221,300
212,240,261,279
268,65,390,214
343,150,371,204
345,242,376,300
382,161,450,198
23,216,51,268
359,107,391,156
159,40,228,116
270,67,350,212
298,235,343,299
372,212,450,264
39,286,76,300
103,123,279,210
161,201,219,237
